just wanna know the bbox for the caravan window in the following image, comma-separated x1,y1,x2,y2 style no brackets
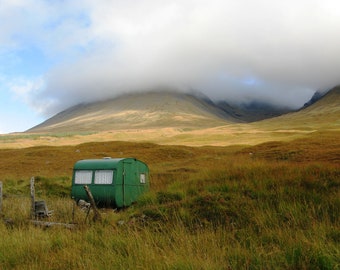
140,173,146,184
94,170,113,184
74,170,92,184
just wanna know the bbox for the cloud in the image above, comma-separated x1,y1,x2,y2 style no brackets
8,77,49,113
3,0,340,115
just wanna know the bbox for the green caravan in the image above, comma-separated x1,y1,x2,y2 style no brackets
71,158,149,207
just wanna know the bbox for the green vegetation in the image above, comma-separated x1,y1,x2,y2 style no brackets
0,132,96,142
0,132,339,269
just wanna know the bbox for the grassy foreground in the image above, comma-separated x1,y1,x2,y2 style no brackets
0,131,339,269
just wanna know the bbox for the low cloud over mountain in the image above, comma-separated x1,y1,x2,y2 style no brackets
3,1,340,117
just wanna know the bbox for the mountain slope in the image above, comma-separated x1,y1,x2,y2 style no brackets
256,86,340,130
28,91,239,133
27,87,339,134
217,100,291,122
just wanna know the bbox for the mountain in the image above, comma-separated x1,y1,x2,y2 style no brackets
216,100,291,122
302,90,325,108
27,87,339,134
257,86,340,129
27,91,240,133
300,86,340,112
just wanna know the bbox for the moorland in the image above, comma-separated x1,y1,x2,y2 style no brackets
0,88,339,269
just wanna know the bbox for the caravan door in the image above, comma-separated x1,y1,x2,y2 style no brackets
122,160,133,206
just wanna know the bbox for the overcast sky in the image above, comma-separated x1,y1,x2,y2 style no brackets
1,0,340,133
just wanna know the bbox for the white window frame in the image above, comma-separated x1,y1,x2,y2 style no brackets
140,173,146,184
74,170,93,184
94,170,113,184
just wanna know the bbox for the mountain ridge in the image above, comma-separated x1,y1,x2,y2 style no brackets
256,85,340,130
27,87,339,133
28,91,237,133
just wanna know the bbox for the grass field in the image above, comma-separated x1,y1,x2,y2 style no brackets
0,130,339,269
0,124,327,149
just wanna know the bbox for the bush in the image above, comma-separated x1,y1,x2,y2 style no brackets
156,191,183,204
189,193,229,227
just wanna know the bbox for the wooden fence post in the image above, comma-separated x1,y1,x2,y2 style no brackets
0,181,3,215
84,185,102,222
30,177,35,219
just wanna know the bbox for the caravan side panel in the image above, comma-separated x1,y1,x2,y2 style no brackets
121,158,149,207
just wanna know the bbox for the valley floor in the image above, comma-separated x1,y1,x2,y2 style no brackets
0,128,339,269
2,122,337,149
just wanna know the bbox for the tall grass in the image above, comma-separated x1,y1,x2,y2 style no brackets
0,136,339,269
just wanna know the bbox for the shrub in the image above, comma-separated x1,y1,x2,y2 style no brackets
156,191,183,204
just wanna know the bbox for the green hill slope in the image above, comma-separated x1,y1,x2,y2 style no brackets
28,91,238,133
255,86,340,131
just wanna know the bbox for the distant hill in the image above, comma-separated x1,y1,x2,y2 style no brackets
257,86,340,130
27,91,239,133
302,90,326,108
216,100,291,122
300,86,340,112
27,87,339,134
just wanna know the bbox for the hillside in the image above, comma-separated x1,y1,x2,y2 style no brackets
216,100,291,122
0,86,335,149
28,91,239,133
255,86,340,131
27,90,295,134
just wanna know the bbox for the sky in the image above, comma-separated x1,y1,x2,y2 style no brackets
1,0,340,134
